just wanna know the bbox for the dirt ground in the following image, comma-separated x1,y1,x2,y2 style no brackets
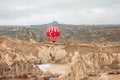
0,37,120,80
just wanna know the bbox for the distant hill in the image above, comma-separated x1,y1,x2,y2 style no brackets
0,21,120,43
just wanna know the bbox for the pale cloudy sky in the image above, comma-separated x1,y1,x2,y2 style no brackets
0,0,120,25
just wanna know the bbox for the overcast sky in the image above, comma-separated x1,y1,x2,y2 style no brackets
0,0,120,25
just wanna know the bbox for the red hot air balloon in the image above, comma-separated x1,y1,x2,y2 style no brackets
46,26,60,43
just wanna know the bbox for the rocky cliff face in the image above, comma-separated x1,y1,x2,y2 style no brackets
0,37,120,80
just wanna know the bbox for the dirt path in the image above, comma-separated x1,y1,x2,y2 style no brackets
38,63,71,75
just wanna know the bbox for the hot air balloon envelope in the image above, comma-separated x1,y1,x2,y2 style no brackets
46,26,60,43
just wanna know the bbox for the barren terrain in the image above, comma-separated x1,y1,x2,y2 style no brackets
0,37,120,80
0,23,120,80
